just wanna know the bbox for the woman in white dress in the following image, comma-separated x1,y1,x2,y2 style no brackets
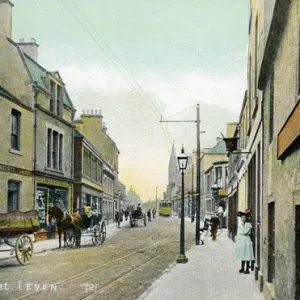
235,214,254,274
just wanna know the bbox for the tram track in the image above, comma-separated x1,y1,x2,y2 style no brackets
15,216,183,300
81,231,195,300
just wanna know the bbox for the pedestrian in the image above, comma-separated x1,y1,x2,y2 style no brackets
115,211,120,228
152,208,156,219
210,213,219,241
235,213,254,274
147,209,151,222
217,204,224,229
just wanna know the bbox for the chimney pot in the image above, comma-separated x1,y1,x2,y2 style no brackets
30,37,36,43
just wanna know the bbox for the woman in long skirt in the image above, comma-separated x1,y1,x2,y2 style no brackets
235,215,254,274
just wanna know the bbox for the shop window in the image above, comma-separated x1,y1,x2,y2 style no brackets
7,180,20,212
11,109,21,151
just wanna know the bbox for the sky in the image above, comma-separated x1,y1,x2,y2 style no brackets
12,0,249,201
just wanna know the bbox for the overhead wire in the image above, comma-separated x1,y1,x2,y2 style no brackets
61,0,172,153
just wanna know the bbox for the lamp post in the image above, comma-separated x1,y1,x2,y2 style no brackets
177,146,188,264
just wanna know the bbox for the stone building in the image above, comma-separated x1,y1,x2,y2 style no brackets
200,138,228,217
0,0,76,229
75,110,119,223
0,87,34,213
257,0,300,299
73,127,103,217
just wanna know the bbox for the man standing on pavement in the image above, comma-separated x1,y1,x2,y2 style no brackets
210,213,220,241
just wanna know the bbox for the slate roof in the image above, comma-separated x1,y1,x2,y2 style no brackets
206,139,227,154
22,53,74,110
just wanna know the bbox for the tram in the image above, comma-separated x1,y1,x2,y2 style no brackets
158,200,172,216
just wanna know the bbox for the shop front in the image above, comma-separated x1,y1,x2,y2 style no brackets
80,185,103,218
35,180,72,229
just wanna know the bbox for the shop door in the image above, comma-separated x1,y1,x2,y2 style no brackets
268,202,275,283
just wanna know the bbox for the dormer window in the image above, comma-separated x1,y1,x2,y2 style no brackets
50,81,55,114
49,80,63,117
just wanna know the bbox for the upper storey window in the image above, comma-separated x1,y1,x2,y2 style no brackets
49,80,63,117
11,109,21,151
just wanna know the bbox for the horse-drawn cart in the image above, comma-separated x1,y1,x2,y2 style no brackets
0,210,40,265
129,210,147,227
48,205,106,248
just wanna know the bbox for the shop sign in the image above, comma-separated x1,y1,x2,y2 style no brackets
278,102,300,159
218,189,228,197
0,163,31,177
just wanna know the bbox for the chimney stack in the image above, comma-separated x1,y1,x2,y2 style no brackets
0,0,14,39
17,38,39,61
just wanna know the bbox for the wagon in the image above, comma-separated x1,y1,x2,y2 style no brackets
0,210,40,265
129,209,147,227
63,206,106,248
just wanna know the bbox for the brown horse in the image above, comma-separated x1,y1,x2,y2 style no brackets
48,206,82,249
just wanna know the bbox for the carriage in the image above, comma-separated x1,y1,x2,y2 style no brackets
129,209,147,227
0,210,40,265
62,206,107,248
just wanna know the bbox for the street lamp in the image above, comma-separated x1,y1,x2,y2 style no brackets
177,145,188,264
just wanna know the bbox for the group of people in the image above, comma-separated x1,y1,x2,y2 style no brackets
147,208,156,222
114,204,157,227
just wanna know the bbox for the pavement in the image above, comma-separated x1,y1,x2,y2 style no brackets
139,218,265,300
0,219,129,261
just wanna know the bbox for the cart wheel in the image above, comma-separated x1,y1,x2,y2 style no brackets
15,235,34,265
100,222,106,245
65,234,76,248
92,225,100,246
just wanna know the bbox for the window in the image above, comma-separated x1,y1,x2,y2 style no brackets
7,181,20,212
11,109,21,150
57,85,63,117
52,131,58,169
47,129,63,170
49,80,63,117
225,167,229,187
47,129,52,167
206,174,211,194
216,167,222,188
59,134,63,170
50,81,55,113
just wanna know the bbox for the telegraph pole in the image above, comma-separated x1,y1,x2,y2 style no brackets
195,104,201,245
160,103,204,245
155,186,158,211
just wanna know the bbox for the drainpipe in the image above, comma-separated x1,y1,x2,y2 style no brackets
32,84,38,210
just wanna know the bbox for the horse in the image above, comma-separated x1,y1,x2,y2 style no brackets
48,206,82,249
